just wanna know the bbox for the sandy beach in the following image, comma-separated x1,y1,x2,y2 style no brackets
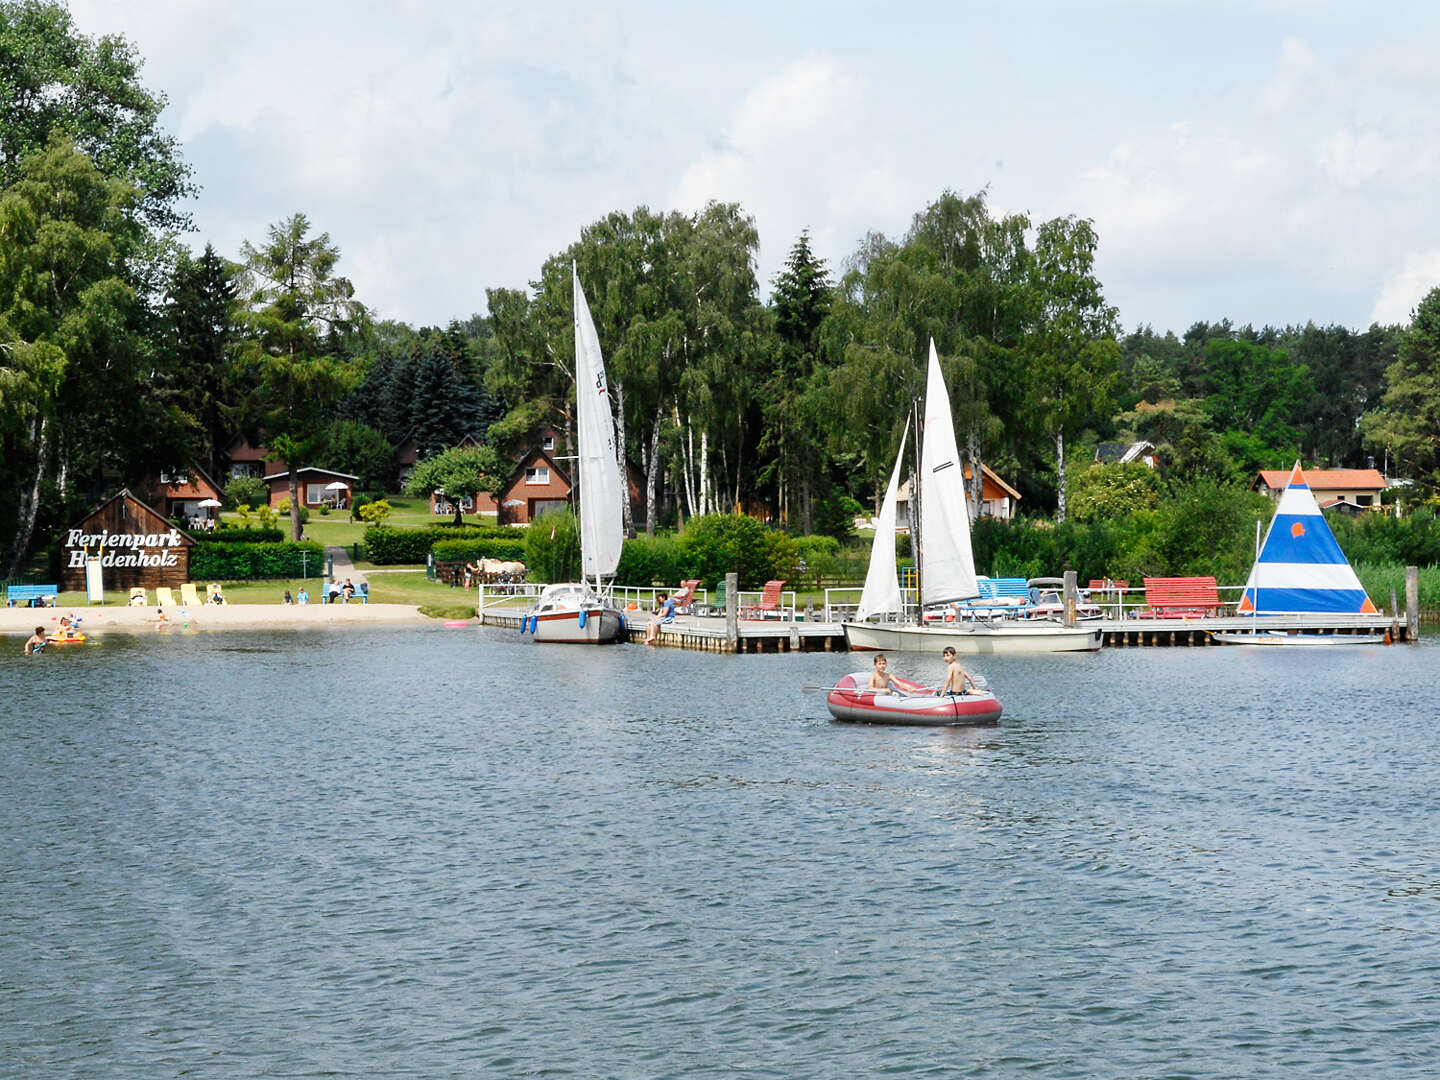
2,602,437,636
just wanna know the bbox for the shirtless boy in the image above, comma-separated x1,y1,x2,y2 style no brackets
868,653,904,692
936,646,979,696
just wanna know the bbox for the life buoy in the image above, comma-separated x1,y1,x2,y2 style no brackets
578,609,588,629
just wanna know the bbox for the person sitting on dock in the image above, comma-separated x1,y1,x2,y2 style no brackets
868,654,907,694
936,646,980,696
645,593,677,644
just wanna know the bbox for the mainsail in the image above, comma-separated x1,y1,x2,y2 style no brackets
572,267,625,583
1237,462,1377,615
918,339,979,607
855,416,910,621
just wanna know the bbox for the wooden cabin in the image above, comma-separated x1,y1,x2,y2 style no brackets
264,467,358,509
60,489,194,593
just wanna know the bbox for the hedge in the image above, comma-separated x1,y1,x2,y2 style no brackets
188,541,326,580
363,525,521,564
196,527,284,544
431,537,529,562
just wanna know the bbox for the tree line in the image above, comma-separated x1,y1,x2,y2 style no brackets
4,0,1439,580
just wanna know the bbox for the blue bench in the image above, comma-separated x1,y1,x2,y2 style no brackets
6,584,58,607
324,582,368,603
960,577,1034,615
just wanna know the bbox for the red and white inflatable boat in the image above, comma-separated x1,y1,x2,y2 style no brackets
825,672,1003,726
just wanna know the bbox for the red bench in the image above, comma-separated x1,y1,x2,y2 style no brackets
1140,576,1222,618
740,579,786,619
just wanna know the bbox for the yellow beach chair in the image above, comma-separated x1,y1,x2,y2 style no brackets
206,582,226,605
128,587,148,606
180,583,200,607
156,586,175,606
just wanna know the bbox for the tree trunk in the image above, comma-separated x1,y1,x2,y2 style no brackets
967,427,983,522
289,469,303,540
1055,426,1067,524
613,379,633,538
8,415,49,578
645,401,663,536
801,473,812,535
700,430,710,515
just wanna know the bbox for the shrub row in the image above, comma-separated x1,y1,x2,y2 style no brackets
189,541,326,580
363,525,520,564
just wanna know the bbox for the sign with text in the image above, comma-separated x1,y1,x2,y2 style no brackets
64,527,186,569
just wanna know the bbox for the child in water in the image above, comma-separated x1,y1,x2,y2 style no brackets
24,626,46,655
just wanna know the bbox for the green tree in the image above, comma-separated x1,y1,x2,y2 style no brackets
314,419,393,491
1067,461,1162,523
234,213,368,540
761,229,832,532
404,443,505,526
0,135,142,574
1022,215,1121,522
0,0,194,231
164,243,242,481
1200,338,1311,458
1363,287,1440,493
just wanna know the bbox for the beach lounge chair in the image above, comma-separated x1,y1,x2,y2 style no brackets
180,582,200,607
156,586,175,606
207,583,226,605
740,579,786,619
129,587,148,606
671,579,701,615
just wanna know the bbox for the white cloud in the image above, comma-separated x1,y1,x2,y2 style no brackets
672,55,908,287
1370,251,1440,326
1255,36,1326,116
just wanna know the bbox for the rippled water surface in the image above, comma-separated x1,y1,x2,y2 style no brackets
3,629,1439,1077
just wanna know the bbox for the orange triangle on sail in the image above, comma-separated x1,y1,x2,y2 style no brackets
1360,597,1378,614
1287,461,1306,487
1237,593,1255,613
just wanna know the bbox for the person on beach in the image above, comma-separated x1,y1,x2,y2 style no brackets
645,593,677,644
341,578,355,602
283,590,294,605
936,646,979,696
297,587,309,605
24,626,46,655
155,607,168,631
868,653,906,694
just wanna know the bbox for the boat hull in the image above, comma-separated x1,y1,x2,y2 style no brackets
1211,630,1387,646
825,673,1002,726
843,621,1103,654
530,606,627,644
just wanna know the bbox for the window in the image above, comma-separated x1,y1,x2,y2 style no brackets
541,434,554,451
525,467,550,485
306,484,329,505
1357,495,1373,506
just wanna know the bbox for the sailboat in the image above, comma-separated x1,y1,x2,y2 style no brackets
1212,462,1386,645
843,340,1103,654
528,267,627,644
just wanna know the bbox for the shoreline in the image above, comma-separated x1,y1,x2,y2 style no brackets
1,603,437,635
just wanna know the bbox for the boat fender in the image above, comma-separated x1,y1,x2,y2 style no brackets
618,612,626,633
520,615,529,634
578,609,587,629
531,614,540,634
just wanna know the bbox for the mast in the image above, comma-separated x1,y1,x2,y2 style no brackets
911,393,923,626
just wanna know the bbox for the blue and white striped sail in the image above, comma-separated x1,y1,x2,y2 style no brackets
1237,462,1377,616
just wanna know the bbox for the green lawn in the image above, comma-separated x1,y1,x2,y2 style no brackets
219,495,515,553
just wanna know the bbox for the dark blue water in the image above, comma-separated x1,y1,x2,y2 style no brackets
3,629,1438,1077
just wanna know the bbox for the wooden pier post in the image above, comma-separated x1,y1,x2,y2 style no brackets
1406,565,1419,641
725,572,739,653
477,582,486,624
1063,571,1077,628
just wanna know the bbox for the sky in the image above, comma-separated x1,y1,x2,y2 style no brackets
67,0,1440,336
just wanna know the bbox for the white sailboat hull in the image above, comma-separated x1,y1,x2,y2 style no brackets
531,604,627,644
1210,630,1386,646
843,621,1104,654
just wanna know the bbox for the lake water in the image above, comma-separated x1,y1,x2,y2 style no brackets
2,628,1438,1077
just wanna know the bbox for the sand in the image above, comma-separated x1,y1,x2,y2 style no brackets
1,602,438,636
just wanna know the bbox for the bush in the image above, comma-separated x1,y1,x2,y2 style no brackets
364,524,520,564
680,513,797,590
357,499,392,525
525,510,581,583
224,476,268,509
615,534,685,587
189,541,326,580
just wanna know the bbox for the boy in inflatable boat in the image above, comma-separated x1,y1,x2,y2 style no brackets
867,651,981,696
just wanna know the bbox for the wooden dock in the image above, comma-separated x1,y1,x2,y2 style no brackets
477,606,1410,651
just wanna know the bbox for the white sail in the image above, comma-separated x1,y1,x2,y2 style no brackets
856,417,910,621
573,267,625,581
919,339,979,606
